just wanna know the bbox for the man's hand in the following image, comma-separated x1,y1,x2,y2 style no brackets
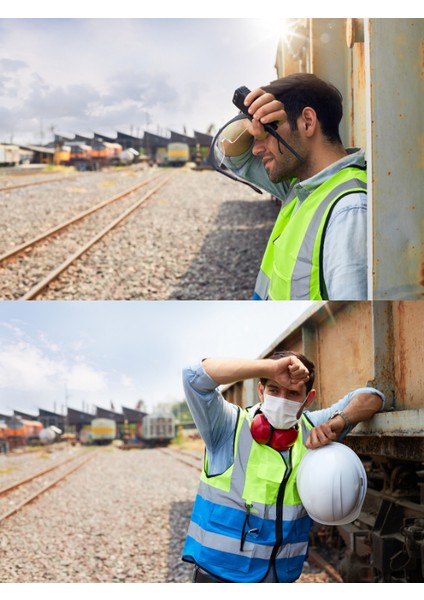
305,419,343,449
220,88,287,156
243,88,287,137
268,355,310,388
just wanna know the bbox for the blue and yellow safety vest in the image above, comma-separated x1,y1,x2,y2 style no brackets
182,408,314,582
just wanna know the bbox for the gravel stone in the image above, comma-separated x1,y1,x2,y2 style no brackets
0,447,200,583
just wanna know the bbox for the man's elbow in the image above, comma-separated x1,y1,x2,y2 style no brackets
359,392,384,420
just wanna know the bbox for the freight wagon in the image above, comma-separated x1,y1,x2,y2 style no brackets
222,301,424,583
90,141,123,169
90,418,116,445
140,413,176,447
0,144,20,167
4,418,44,449
0,422,9,453
166,142,190,166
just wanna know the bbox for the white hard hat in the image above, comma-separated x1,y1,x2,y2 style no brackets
296,442,367,525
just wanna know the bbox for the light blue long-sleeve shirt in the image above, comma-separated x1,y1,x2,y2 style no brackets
183,362,385,475
224,146,368,300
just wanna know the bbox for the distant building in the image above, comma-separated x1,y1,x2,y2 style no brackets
67,407,94,436
38,408,66,431
142,131,170,161
14,409,39,421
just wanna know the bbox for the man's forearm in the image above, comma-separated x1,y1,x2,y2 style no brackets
202,358,274,385
306,391,383,449
330,392,383,435
201,356,310,388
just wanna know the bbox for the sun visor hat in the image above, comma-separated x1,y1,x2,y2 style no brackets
296,442,367,526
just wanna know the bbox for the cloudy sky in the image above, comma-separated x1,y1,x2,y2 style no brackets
0,17,286,145
0,301,317,417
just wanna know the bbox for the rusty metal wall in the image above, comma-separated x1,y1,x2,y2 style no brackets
314,302,373,407
393,301,424,409
222,301,424,438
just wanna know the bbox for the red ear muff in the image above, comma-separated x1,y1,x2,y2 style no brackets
269,426,298,451
250,413,272,445
251,414,299,451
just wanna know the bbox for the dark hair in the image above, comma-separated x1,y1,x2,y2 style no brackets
260,350,315,394
261,73,343,144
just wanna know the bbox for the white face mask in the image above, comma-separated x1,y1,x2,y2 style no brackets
261,394,301,430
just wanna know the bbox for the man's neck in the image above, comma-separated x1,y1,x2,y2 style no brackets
297,144,348,182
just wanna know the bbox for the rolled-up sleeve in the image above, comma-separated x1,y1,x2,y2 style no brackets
182,362,238,457
305,387,385,439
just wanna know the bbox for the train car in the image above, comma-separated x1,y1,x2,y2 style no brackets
140,413,176,447
69,142,93,171
5,418,43,449
90,141,123,169
221,301,424,583
0,421,9,453
54,145,71,166
166,142,190,167
0,143,20,167
119,148,139,165
39,425,63,445
90,418,116,445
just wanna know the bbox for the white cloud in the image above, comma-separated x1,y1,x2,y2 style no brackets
0,341,64,391
120,374,135,389
0,340,107,395
65,362,108,393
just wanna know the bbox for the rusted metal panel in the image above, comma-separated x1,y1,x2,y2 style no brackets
348,24,367,149
393,301,424,409
309,19,350,146
367,19,424,299
353,409,424,435
346,434,424,462
316,302,374,407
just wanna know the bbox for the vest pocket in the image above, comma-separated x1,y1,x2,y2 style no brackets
198,502,264,573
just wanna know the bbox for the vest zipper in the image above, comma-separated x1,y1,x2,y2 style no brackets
267,450,292,582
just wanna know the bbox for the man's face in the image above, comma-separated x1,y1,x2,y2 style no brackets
259,378,308,403
252,120,306,183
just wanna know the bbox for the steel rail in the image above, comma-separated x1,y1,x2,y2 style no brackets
20,171,177,300
159,448,202,471
0,172,165,264
0,451,98,524
0,174,79,192
0,451,90,497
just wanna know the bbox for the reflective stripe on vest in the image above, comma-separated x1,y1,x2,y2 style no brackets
182,409,314,583
253,167,367,300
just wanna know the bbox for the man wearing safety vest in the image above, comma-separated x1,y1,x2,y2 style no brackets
211,73,367,300
182,352,384,583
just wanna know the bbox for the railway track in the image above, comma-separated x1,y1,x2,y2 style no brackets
0,449,98,524
159,448,203,471
0,174,79,192
0,170,177,299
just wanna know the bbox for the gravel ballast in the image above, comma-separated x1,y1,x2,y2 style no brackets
0,446,333,583
0,447,199,583
0,167,280,300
